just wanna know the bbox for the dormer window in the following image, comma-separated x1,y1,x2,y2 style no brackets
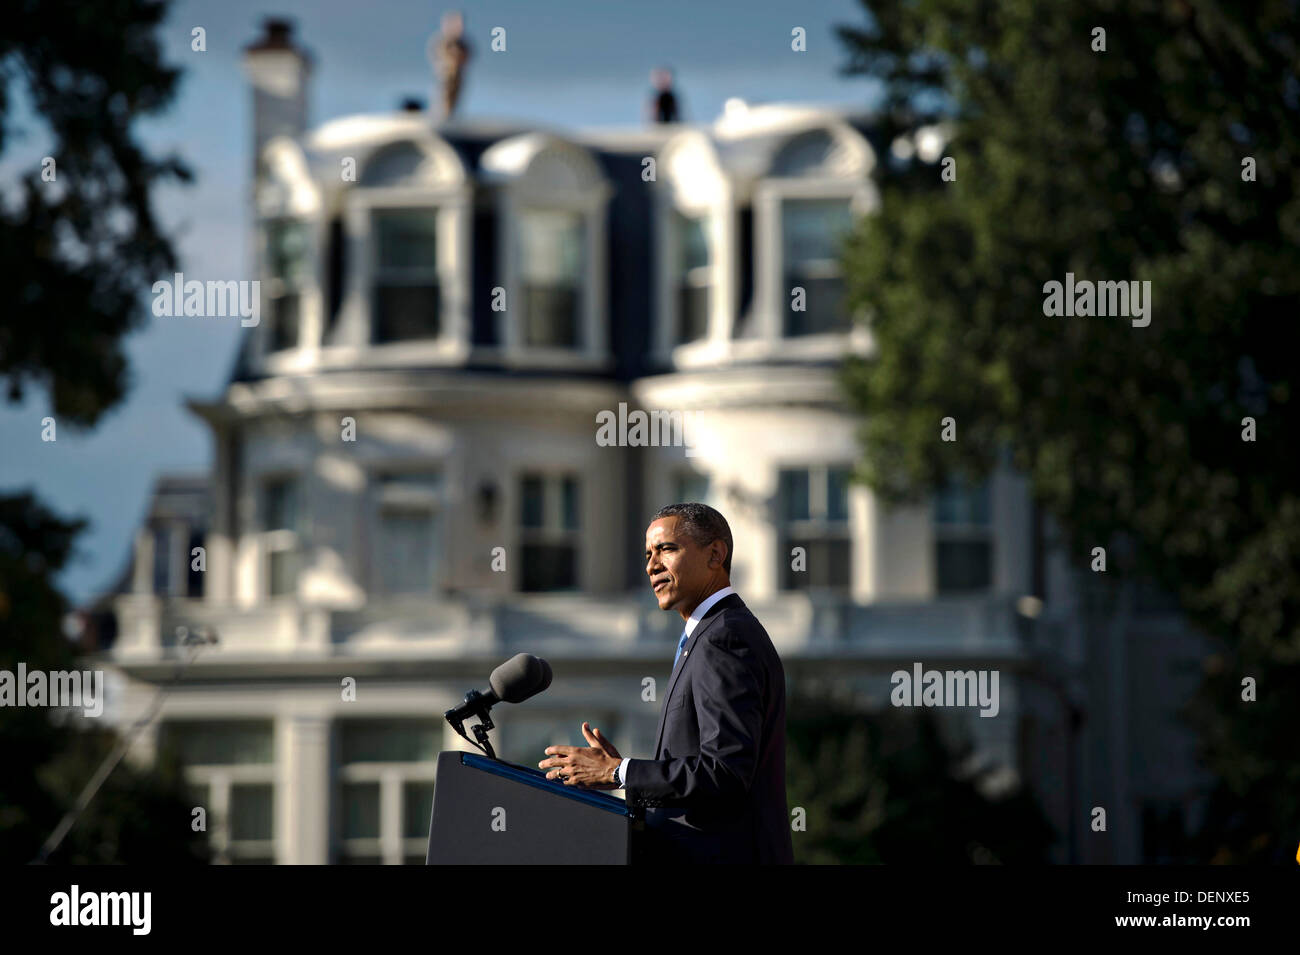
674,212,711,344
519,209,584,348
371,208,440,343
265,219,310,351
653,131,731,358
481,134,609,366
781,198,853,336
337,135,471,361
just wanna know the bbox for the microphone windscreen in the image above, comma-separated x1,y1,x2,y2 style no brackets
489,653,548,703
537,658,553,693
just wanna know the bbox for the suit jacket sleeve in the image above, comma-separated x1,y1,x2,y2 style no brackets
624,625,765,808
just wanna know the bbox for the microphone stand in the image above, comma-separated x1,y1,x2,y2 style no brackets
444,689,497,760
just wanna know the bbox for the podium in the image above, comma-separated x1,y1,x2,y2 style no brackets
426,751,648,864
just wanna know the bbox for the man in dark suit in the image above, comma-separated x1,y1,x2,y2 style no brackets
538,502,794,864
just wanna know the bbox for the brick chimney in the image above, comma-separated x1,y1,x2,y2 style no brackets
242,18,312,182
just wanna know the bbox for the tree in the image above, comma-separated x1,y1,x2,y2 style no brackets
0,0,204,863
835,0,1299,862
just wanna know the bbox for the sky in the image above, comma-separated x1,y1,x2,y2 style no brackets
0,0,875,604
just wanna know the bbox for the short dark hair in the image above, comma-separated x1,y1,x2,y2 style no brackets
651,502,733,575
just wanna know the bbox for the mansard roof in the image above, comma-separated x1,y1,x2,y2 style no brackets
231,102,888,389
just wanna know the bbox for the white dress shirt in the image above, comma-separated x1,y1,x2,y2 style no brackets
616,585,736,788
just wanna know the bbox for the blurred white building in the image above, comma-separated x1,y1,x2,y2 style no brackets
88,19,1208,865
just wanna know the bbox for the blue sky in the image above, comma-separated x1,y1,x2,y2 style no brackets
0,0,876,604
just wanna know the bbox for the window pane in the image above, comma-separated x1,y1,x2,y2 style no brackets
678,214,709,272
520,210,582,348
342,783,380,839
267,220,310,283
340,720,440,763
159,721,274,766
675,472,710,505
187,530,205,598
778,470,810,522
403,782,435,839
523,285,579,347
373,284,440,342
781,538,851,590
677,284,709,343
780,538,808,590
229,784,274,841
521,544,577,592
561,477,579,531
374,210,437,272
378,508,435,594
936,540,992,592
270,293,300,350
934,478,991,525
520,210,583,282
152,526,171,594
264,479,299,533
827,468,851,522
520,476,545,528
782,198,852,265
784,275,847,336
822,538,852,589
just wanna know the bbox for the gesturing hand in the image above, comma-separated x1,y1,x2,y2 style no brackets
539,721,623,789
586,722,622,760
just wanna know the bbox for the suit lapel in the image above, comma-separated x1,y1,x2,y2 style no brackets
652,594,743,756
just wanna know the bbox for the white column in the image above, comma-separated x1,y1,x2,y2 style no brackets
852,484,877,603
132,530,154,595
277,715,331,864
380,769,402,864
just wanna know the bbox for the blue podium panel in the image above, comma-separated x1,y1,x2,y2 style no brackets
427,751,635,864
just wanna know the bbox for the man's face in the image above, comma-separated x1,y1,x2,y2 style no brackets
645,516,723,617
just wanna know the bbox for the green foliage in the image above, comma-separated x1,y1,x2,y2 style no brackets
0,494,208,863
786,692,1055,864
0,1,203,863
0,0,190,426
836,0,1299,861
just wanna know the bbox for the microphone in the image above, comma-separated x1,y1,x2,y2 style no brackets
444,654,552,759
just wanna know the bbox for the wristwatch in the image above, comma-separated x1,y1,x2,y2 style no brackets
612,762,623,787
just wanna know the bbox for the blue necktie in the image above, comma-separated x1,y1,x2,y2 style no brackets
672,630,689,670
